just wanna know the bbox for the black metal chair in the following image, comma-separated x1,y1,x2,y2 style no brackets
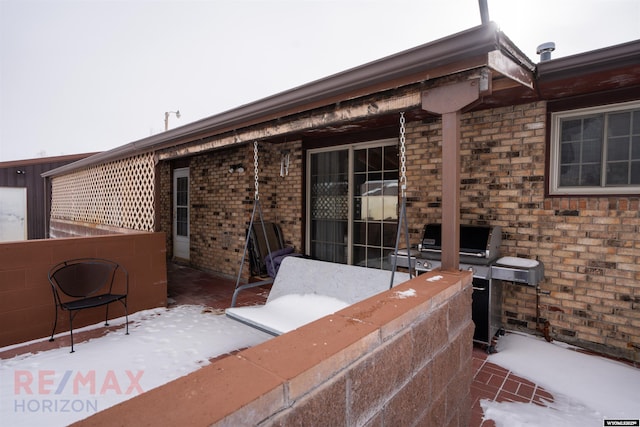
48,258,129,352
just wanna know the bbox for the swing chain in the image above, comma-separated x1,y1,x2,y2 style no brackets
253,141,259,200
399,112,407,198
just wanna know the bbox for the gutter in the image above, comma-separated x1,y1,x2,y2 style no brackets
537,38,640,82
44,22,531,178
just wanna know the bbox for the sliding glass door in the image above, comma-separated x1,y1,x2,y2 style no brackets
309,149,349,263
307,140,399,268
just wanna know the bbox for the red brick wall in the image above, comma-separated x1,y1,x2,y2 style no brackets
77,270,474,426
260,141,304,250
404,101,640,361
188,145,251,275
0,233,167,347
158,142,303,278
157,161,173,258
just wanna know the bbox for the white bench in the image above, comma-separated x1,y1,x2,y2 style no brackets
226,256,410,335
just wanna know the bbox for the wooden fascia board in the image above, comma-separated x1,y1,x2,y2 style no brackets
157,91,423,160
159,54,540,160
159,55,493,148
487,50,535,90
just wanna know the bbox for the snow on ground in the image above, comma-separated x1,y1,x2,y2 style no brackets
0,305,271,427
225,293,349,335
3,305,639,427
481,332,640,427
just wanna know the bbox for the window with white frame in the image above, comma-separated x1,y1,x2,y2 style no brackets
549,100,640,195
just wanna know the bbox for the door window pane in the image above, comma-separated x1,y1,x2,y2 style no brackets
309,150,348,264
176,177,188,206
368,147,383,171
176,207,188,236
352,144,398,269
175,176,188,237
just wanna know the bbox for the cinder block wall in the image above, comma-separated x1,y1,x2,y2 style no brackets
404,101,640,361
0,232,168,347
77,270,474,427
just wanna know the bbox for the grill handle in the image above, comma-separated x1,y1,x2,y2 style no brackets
420,248,486,258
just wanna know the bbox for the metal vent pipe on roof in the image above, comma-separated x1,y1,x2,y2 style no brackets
478,0,490,24
537,42,556,61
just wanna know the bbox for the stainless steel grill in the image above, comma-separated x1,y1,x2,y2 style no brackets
491,256,544,286
390,223,503,351
390,223,546,353
390,223,502,274
419,223,502,264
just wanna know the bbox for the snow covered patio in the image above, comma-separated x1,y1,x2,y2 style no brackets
1,263,639,426
471,334,639,426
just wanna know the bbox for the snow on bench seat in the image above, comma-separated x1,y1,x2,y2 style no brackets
226,256,410,335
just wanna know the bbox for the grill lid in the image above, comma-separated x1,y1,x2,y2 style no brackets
491,256,544,286
420,223,502,262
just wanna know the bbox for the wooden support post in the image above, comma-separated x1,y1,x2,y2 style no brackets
421,79,481,271
441,110,461,270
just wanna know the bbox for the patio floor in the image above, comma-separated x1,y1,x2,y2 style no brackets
470,345,556,427
0,262,554,426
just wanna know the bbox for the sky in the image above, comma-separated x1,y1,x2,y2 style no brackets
1,0,639,163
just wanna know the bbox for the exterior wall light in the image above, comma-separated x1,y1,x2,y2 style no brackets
228,164,244,174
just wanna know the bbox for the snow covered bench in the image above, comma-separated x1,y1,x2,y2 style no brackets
225,256,410,335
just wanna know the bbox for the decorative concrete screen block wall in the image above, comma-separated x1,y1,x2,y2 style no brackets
78,270,474,426
50,153,156,237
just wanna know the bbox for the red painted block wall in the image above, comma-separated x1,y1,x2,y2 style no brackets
0,232,167,348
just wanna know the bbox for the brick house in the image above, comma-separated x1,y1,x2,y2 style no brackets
43,23,640,361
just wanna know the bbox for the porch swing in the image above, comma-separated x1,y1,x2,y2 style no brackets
226,117,412,335
230,141,299,307
390,112,416,287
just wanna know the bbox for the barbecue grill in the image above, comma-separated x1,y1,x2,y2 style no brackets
390,223,503,351
391,223,547,352
491,256,544,286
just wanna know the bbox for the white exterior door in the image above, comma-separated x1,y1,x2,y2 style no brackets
173,168,190,260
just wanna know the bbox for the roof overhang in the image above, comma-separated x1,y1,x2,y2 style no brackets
537,39,640,99
44,22,537,177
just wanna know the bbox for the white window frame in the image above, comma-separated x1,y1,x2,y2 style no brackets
549,100,640,195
